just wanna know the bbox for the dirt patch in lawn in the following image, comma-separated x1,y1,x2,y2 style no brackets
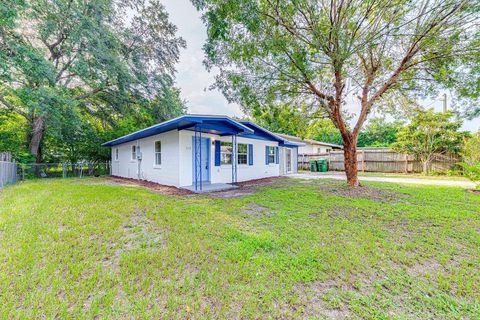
292,279,351,319
466,189,480,195
104,207,167,273
207,188,256,198
407,258,444,278
104,176,193,196
240,203,273,217
318,184,408,202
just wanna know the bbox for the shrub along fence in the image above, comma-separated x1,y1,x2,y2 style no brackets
298,149,459,173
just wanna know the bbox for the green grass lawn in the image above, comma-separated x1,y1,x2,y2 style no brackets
0,178,479,319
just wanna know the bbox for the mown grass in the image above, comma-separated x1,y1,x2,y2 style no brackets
0,178,479,319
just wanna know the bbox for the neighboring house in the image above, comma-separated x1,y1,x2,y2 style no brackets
102,115,303,191
275,133,343,154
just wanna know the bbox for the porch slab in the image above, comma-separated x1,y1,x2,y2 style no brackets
182,182,238,193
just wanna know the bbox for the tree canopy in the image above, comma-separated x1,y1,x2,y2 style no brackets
392,108,465,173
0,0,186,162
193,0,480,186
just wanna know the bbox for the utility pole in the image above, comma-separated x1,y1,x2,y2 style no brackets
442,93,447,112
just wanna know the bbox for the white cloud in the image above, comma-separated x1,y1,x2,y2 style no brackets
162,0,244,118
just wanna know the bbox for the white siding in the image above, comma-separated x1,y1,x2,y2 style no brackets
279,146,298,175
111,129,283,188
292,147,298,173
178,130,280,187
298,143,333,154
111,130,180,187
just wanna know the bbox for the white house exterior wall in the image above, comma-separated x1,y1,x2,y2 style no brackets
111,130,180,186
279,147,298,175
298,143,333,154
178,130,280,187
291,147,298,173
111,129,286,188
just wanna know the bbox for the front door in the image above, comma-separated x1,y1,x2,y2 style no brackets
286,148,292,173
192,136,210,182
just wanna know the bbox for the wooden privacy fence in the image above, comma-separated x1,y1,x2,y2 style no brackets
298,149,460,173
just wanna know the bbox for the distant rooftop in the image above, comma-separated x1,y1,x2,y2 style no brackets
275,133,343,149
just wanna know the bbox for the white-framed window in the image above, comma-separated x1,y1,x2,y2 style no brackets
131,145,137,160
267,146,276,164
115,148,119,161
317,147,322,153
220,141,233,165
237,143,248,165
154,141,161,165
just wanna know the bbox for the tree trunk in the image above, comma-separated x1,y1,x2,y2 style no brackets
29,116,46,163
343,142,360,187
422,159,430,175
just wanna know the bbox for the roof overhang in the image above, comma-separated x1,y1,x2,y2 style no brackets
102,115,254,147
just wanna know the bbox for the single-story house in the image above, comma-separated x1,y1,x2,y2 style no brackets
275,133,343,155
102,115,303,191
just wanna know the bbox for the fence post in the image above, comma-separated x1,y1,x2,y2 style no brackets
62,163,66,178
361,150,365,172
13,160,16,183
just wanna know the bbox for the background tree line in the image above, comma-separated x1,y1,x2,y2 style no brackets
0,0,186,164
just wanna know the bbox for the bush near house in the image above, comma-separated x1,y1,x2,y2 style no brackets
459,132,480,189
459,162,480,189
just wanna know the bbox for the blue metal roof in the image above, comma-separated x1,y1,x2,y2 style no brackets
102,115,304,148
102,115,254,147
239,122,305,148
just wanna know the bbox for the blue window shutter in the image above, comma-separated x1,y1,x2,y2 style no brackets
275,146,279,164
214,140,221,166
265,146,269,164
248,144,253,165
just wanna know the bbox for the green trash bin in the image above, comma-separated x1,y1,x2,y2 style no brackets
309,160,318,172
317,159,328,172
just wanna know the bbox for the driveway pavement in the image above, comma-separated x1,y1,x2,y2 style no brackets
290,172,476,188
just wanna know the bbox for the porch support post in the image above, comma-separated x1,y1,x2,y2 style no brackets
200,130,202,191
194,125,202,191
231,134,237,184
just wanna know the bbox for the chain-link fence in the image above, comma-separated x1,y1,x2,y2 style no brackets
18,162,111,180
0,161,17,189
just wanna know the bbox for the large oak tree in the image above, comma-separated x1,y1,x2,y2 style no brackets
0,0,185,163
192,0,479,186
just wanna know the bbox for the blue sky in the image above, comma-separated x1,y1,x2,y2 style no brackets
162,0,478,132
